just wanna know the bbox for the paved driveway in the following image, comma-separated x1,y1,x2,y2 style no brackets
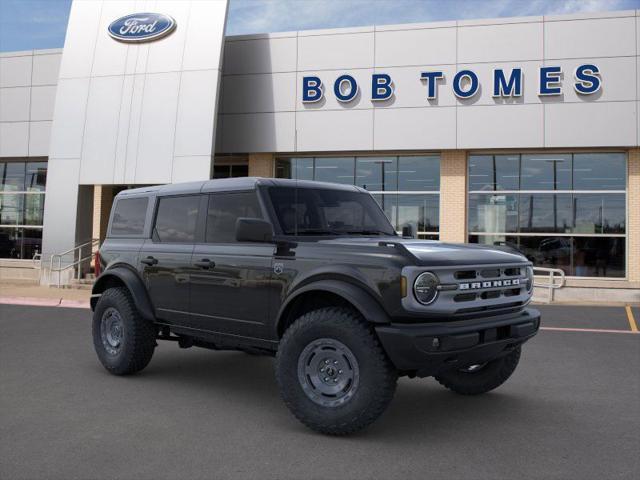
0,304,638,480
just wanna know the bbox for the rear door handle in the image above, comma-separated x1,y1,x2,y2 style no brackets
141,256,158,266
194,258,215,269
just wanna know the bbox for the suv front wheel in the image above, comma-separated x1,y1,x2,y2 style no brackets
92,287,156,375
276,307,397,435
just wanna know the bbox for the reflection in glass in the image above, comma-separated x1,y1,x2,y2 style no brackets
0,194,24,225
396,195,439,233
521,154,571,190
398,156,440,191
468,155,519,191
469,235,625,278
519,194,572,233
1,163,26,192
0,227,43,259
573,236,625,277
21,228,43,259
574,194,625,234
356,157,397,191
314,157,355,185
518,236,572,274
573,153,625,190
24,194,45,226
468,194,518,233
25,162,47,191
0,227,21,258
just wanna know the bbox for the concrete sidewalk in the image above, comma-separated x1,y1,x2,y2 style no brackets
0,281,90,308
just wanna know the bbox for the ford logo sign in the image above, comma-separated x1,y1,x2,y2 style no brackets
108,13,176,43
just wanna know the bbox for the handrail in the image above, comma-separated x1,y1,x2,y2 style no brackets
32,252,42,269
48,238,100,288
532,267,566,303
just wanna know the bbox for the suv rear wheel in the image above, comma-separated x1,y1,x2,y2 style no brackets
434,347,521,395
92,287,156,375
276,307,397,435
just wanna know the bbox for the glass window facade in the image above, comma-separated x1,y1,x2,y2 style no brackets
468,153,627,277
275,156,440,238
0,160,47,259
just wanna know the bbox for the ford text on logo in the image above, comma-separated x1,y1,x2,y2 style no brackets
459,279,521,290
302,65,601,103
108,13,176,43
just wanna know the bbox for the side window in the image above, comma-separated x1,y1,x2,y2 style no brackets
110,197,148,236
154,195,200,243
206,192,262,243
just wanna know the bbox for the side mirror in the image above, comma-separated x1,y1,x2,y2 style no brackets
236,217,274,243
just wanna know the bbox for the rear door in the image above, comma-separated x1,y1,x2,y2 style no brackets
139,194,202,326
189,191,275,339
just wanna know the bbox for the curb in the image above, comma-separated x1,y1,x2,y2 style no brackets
0,297,90,309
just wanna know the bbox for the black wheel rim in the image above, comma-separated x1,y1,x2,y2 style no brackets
101,307,124,356
297,338,360,408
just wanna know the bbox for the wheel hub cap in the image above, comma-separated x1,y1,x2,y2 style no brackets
297,338,360,408
101,307,123,355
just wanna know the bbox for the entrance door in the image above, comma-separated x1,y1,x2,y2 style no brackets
189,191,274,340
139,194,201,326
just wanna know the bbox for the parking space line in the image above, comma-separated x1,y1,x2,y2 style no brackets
541,326,639,335
625,306,638,332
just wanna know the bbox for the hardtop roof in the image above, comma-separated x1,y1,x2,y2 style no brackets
116,177,365,198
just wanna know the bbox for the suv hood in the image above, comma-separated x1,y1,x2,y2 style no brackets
317,237,528,267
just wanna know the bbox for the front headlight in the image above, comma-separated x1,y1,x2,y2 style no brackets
414,272,439,305
525,266,534,293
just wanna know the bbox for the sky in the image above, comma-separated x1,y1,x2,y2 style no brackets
1,0,639,52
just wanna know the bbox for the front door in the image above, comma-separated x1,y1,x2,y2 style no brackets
188,191,275,340
139,194,201,326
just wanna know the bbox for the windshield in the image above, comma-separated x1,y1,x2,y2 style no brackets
268,186,396,236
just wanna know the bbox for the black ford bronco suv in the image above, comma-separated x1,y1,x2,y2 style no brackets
91,177,539,435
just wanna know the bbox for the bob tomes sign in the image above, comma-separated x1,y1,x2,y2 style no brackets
302,64,601,103
108,13,176,43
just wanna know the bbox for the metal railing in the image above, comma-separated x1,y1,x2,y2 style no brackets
533,267,566,303
48,238,100,288
32,252,42,269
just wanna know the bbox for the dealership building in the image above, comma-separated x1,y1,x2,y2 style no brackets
0,0,638,302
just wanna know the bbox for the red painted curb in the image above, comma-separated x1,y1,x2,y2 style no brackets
0,297,90,309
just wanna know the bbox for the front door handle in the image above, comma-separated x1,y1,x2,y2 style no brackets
194,258,215,269
141,256,158,266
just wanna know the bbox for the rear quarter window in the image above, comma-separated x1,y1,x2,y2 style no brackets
110,197,148,236
153,195,200,243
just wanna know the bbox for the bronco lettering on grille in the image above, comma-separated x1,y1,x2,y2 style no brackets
459,279,520,290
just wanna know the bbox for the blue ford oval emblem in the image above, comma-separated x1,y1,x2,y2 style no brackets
108,13,176,43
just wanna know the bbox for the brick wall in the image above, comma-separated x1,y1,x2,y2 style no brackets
92,186,114,245
628,148,639,283
248,153,275,177
439,150,467,243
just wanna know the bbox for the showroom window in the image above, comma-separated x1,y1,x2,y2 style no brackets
276,155,440,238
468,153,626,277
0,160,47,259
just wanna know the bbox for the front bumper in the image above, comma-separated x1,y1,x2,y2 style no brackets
375,308,540,377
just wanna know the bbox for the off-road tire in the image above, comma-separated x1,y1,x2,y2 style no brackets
276,307,398,435
92,287,156,375
435,347,521,395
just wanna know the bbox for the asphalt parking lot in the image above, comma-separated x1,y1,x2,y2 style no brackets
1,304,638,480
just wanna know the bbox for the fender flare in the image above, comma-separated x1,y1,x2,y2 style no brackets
91,266,155,321
276,279,391,335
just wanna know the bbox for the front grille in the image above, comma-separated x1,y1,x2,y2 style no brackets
447,265,529,316
402,262,531,319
